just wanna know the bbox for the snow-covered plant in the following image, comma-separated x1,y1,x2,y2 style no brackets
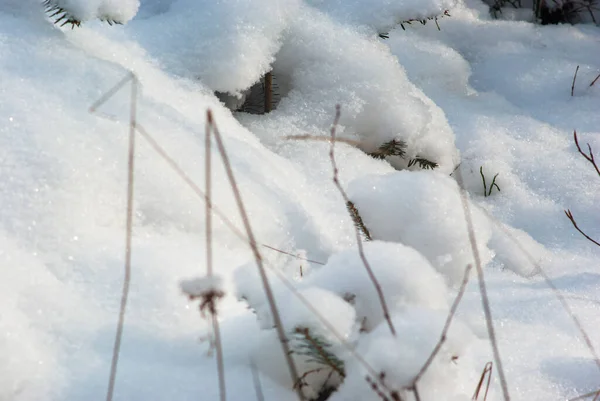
43,0,139,27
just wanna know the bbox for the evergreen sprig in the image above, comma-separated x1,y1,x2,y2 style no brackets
43,0,123,27
292,327,345,378
347,201,372,241
369,139,407,159
379,9,451,38
43,0,81,27
408,157,439,170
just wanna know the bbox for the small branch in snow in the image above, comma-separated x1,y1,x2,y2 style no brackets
572,65,580,96
565,210,600,247
328,105,396,337
409,264,473,388
472,362,493,401
590,73,600,87
573,130,600,177
454,167,511,401
207,110,305,401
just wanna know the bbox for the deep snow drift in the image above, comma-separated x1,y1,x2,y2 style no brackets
2,1,600,401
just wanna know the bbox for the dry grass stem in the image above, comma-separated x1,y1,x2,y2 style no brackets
250,359,266,401
410,264,473,387
590,73,600,87
572,65,580,96
455,167,511,401
207,110,305,401
205,113,227,401
472,362,493,401
286,134,363,147
100,73,137,401
328,105,396,337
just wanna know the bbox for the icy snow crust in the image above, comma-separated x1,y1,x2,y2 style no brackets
2,1,600,401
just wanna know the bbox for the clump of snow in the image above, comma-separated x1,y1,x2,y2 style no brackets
130,0,301,94
306,241,450,331
330,307,478,401
306,0,458,33
348,171,493,285
180,275,225,298
256,5,460,173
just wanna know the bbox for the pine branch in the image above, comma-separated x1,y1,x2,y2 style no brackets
407,157,438,170
293,328,345,378
379,10,451,38
347,201,372,241
43,0,123,27
369,139,407,159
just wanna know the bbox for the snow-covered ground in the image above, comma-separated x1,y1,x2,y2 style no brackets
2,1,600,400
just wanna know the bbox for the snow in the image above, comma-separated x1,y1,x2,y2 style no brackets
2,1,600,401
348,171,492,285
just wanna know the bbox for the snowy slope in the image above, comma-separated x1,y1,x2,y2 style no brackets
2,1,600,401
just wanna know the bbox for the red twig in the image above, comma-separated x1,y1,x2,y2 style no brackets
573,131,600,177
328,105,396,337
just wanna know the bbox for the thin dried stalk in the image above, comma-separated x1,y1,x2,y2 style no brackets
250,359,265,401
207,110,305,401
572,65,580,96
411,264,473,386
286,134,362,147
472,362,493,401
328,105,396,337
454,167,511,401
104,73,137,401
205,113,226,401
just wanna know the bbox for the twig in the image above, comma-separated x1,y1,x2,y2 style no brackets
207,110,305,401
572,65,580,96
104,72,137,401
205,112,226,401
472,362,493,401
565,210,600,248
411,264,473,385
328,105,396,337
590,73,600,87
573,131,600,177
455,168,511,401
250,359,265,401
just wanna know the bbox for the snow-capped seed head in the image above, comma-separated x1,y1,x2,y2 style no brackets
180,276,225,316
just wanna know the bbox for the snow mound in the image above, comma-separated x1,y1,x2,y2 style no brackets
330,307,477,401
306,241,449,331
130,0,301,94
348,171,493,285
261,6,459,172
